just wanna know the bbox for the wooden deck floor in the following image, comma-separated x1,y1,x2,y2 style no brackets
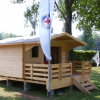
72,74,82,78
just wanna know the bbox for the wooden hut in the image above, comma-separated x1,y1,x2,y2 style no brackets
0,32,98,95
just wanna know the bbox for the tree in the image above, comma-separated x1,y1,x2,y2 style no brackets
0,32,4,40
24,0,39,35
78,27,95,50
4,33,22,39
92,32,100,50
12,0,100,60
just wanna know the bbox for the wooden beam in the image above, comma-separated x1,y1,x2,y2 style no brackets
22,44,25,79
56,37,73,41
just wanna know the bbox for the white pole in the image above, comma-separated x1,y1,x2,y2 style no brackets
48,0,51,98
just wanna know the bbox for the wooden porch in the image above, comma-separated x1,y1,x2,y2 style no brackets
24,61,92,90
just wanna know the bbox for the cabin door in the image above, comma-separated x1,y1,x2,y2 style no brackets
51,47,61,64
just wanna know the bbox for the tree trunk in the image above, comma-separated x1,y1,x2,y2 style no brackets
65,0,74,61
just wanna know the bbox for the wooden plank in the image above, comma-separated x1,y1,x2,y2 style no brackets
33,77,48,81
84,62,90,66
85,66,89,69
25,68,31,70
33,73,48,76
52,70,59,73
62,73,71,76
62,69,71,72
52,74,59,77
33,64,48,67
25,64,32,66
33,69,48,72
68,61,82,64
61,63,70,68
85,70,89,73
0,76,46,85
73,77,91,94
25,72,31,75
83,76,99,90
51,64,59,68
48,77,72,90
25,77,32,79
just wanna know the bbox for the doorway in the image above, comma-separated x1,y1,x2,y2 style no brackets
51,47,61,64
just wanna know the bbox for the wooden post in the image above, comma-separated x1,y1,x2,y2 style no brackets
22,44,25,79
70,63,72,78
50,65,52,81
89,61,92,75
59,64,62,80
72,62,74,74
82,62,85,76
30,64,33,80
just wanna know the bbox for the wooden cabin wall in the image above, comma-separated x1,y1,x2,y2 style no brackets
0,45,23,78
25,44,44,64
25,40,67,64
51,39,67,63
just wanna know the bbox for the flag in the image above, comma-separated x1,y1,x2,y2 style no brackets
39,0,55,60
92,50,99,67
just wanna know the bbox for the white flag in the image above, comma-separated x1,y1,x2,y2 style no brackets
39,0,55,60
92,50,99,67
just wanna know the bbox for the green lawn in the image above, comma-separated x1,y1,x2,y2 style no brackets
0,67,99,100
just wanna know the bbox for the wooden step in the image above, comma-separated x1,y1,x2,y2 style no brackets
82,83,91,86
86,86,94,91
78,79,87,82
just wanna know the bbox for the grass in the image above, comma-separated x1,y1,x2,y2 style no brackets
0,67,99,100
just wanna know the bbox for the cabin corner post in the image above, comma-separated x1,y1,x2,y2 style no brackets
82,62,85,76
22,44,25,79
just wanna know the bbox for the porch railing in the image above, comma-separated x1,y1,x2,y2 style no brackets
50,63,72,81
24,63,72,84
70,61,91,76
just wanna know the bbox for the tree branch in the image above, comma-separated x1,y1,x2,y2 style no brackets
55,2,66,20
69,0,74,7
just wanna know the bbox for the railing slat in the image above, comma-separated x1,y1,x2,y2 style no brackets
33,77,48,81
33,73,48,76
32,69,48,72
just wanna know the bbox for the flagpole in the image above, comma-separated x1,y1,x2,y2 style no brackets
48,0,51,98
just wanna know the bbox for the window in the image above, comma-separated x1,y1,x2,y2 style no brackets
32,46,38,57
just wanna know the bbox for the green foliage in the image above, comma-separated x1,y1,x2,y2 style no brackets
56,0,100,32
0,32,4,40
74,50,96,61
4,33,22,39
74,50,99,66
24,0,39,35
0,32,22,40
77,27,95,50
74,0,100,31
93,32,100,50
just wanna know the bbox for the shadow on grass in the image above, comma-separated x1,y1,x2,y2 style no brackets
0,80,48,100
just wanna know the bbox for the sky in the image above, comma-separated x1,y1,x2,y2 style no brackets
0,0,82,37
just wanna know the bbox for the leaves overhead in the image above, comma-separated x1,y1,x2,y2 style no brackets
56,0,100,31
12,0,100,32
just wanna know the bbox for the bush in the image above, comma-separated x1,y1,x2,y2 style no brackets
73,50,99,66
